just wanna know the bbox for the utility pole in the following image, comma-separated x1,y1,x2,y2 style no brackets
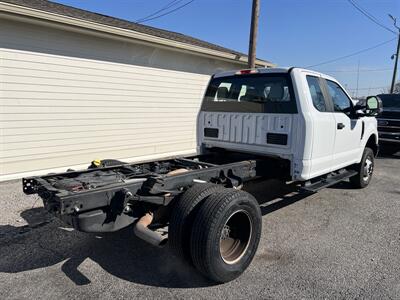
356,60,360,98
248,0,260,68
389,14,400,93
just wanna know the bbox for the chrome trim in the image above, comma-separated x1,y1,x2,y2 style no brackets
378,126,400,129
379,132,400,136
377,118,400,122
379,138,400,143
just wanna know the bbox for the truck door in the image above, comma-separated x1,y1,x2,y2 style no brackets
305,75,336,177
323,79,363,169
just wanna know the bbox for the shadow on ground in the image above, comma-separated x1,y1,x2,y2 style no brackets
0,179,310,288
244,179,310,215
0,207,211,288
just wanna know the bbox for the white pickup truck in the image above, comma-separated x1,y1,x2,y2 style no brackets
199,67,380,186
23,67,381,283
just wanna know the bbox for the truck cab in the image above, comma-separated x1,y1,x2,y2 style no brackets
198,67,379,182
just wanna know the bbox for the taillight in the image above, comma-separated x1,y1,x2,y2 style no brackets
236,69,258,75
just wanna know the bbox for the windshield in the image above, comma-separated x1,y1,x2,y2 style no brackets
201,74,297,113
378,94,400,109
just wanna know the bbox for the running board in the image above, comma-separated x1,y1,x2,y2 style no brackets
300,169,357,193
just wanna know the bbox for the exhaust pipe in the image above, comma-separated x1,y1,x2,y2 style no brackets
134,212,168,247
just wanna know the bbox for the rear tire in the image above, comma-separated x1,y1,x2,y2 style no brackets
350,147,374,188
169,183,224,262
190,189,262,283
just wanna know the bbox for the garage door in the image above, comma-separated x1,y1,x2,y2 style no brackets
0,48,210,180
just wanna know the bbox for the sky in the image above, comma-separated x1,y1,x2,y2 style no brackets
52,0,399,97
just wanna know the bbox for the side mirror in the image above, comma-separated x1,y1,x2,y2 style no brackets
366,96,383,116
355,96,382,117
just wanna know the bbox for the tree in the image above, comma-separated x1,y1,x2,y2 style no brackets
381,81,400,94
394,81,400,94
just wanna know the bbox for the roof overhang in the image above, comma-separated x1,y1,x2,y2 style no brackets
0,1,275,68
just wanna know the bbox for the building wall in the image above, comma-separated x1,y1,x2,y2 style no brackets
0,17,245,180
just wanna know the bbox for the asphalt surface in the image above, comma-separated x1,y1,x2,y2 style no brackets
1,152,399,299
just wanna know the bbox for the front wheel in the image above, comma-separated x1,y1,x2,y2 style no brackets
350,147,374,188
190,189,262,283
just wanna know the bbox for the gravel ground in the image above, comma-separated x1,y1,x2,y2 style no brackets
0,153,399,299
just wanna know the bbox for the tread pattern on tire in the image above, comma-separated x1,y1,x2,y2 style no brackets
169,183,224,261
350,147,374,188
190,189,261,282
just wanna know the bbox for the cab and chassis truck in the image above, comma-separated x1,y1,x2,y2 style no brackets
23,67,381,283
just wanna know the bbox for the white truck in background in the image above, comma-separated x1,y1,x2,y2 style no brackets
23,67,381,283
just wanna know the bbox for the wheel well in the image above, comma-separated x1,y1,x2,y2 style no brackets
366,135,378,156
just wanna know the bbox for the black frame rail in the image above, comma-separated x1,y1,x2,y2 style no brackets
23,159,257,216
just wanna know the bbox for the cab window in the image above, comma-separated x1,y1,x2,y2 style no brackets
306,76,327,112
202,74,297,113
326,80,352,113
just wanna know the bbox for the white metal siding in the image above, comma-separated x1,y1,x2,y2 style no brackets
0,48,211,179
0,17,249,180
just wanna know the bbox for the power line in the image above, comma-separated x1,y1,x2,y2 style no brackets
318,68,392,73
136,0,195,24
347,86,387,90
306,38,396,68
136,0,190,23
347,0,397,35
136,0,184,23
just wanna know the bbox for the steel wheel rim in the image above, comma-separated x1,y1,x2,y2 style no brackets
219,210,253,265
363,156,374,181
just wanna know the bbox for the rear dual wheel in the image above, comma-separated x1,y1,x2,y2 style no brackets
169,185,262,283
190,189,262,283
169,183,225,262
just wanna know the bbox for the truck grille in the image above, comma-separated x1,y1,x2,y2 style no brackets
377,118,400,127
377,118,400,135
378,126,400,133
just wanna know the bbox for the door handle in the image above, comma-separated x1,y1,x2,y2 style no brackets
337,123,345,130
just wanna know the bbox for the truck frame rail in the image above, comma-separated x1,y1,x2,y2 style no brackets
23,155,258,232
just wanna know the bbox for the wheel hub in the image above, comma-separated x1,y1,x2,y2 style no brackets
219,210,252,265
363,156,373,181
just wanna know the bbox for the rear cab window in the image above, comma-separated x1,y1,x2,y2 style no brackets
201,73,297,113
306,76,327,112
